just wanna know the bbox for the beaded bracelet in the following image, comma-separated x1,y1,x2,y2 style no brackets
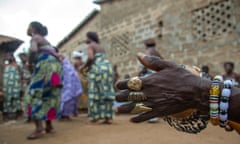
209,78,221,125
219,80,233,127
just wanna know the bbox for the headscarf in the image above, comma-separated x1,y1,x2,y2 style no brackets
72,51,84,58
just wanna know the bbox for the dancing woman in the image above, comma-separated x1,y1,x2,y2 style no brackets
26,21,62,139
83,32,115,124
3,55,22,120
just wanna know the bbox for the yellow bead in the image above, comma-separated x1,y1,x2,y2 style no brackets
209,85,220,95
210,118,219,126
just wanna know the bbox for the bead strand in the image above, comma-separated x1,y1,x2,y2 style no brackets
219,80,233,127
209,78,221,125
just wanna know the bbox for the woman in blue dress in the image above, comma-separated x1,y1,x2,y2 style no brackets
26,22,62,139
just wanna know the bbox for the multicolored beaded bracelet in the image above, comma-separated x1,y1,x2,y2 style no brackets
209,78,221,126
219,80,233,127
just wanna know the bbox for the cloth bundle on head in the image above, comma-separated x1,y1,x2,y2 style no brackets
72,51,84,58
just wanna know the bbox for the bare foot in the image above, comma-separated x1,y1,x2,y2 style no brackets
60,116,71,121
87,119,100,125
24,118,32,123
27,129,45,140
101,119,113,125
45,127,55,134
73,113,78,117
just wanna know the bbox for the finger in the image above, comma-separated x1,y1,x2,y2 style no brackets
137,52,174,71
116,90,147,102
116,77,144,91
115,79,129,90
115,90,130,102
117,102,154,114
130,102,153,114
185,65,200,76
116,102,136,114
131,111,159,123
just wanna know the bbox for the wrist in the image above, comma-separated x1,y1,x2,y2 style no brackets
228,87,240,123
196,78,212,114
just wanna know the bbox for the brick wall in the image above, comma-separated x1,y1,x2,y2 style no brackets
59,0,240,79
59,14,100,58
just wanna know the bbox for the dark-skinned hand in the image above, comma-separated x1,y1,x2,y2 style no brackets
116,53,211,123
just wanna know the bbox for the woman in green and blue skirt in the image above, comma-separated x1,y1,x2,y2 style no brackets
3,56,21,120
83,32,115,124
26,21,62,139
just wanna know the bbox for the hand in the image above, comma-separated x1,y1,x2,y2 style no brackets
79,65,84,73
116,53,211,123
58,54,65,62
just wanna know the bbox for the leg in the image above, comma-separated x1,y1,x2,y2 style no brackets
60,115,71,121
60,101,73,120
16,110,23,120
102,101,114,124
2,112,8,121
27,120,44,140
25,104,32,123
73,97,79,117
8,112,17,120
88,100,100,124
45,120,54,133
25,117,32,123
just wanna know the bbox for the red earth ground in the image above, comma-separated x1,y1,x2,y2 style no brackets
0,115,239,144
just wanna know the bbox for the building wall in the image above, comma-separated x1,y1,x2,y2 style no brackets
0,51,5,90
59,0,240,79
59,14,100,58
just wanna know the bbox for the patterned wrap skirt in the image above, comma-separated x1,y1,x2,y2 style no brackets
88,53,115,121
29,52,62,120
3,65,21,113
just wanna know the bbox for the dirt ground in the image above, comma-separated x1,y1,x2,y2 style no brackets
0,114,239,144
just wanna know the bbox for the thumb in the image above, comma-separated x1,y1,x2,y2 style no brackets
137,52,173,71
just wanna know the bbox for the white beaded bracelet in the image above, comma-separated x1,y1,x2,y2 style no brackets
219,80,233,127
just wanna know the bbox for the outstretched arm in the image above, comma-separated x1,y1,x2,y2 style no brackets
115,53,240,131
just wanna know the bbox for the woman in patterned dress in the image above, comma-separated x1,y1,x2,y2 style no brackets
3,55,21,120
82,32,115,124
26,21,62,139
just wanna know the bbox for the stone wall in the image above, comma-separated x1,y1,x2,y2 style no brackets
59,0,240,79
